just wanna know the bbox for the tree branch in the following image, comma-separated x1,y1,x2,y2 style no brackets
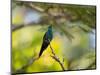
49,42,65,71
12,50,39,74
12,3,73,32
12,23,43,31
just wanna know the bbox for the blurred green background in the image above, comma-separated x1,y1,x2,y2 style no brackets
12,0,96,74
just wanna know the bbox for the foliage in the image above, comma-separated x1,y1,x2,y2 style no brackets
12,0,96,74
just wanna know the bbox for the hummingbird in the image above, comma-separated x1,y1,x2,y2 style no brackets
39,25,53,57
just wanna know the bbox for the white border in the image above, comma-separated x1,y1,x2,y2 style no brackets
0,0,99,75
0,0,10,75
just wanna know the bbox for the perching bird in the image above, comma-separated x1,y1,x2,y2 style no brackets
39,25,53,57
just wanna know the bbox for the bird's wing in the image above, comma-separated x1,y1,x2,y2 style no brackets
39,32,50,57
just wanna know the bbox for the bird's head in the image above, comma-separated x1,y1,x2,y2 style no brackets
48,25,52,32
47,25,53,39
48,25,52,29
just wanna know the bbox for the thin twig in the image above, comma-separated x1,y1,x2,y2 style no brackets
49,42,65,71
51,55,65,71
12,50,39,74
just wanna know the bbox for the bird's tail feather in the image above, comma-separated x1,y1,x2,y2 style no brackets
39,48,43,57
39,51,42,57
